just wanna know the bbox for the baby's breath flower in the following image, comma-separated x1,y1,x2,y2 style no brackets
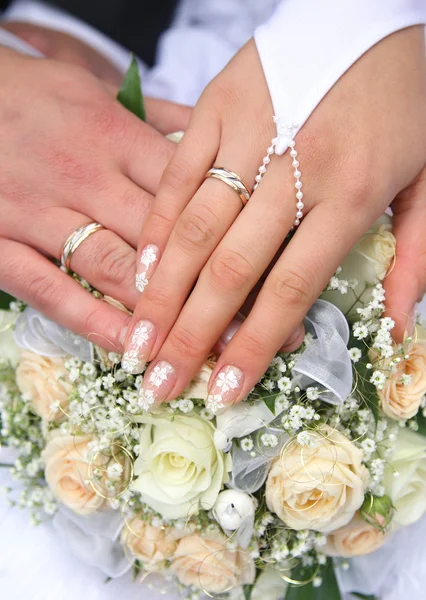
241,437,254,452
349,348,362,363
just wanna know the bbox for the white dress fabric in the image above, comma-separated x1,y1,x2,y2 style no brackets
0,1,426,598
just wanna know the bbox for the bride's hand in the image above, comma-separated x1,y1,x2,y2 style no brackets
0,48,190,351
126,27,426,407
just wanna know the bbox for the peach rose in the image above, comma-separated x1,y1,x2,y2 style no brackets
324,513,387,557
170,533,255,593
181,360,215,401
44,431,130,515
121,518,179,571
377,343,426,420
16,351,72,421
265,427,368,533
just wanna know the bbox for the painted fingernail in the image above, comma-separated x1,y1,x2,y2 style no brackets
138,360,177,409
121,320,156,374
135,244,160,293
206,366,244,414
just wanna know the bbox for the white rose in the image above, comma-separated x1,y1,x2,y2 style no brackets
181,361,214,401
16,351,72,421
265,426,368,533
121,518,179,571
44,431,130,515
321,214,395,320
252,568,288,600
324,513,387,557
170,533,255,593
383,428,426,528
0,310,19,367
133,412,231,519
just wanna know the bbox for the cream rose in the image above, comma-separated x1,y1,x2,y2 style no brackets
170,533,255,593
324,513,387,557
321,214,395,320
121,518,179,571
265,426,368,533
44,431,130,515
16,351,72,421
181,361,214,401
376,343,426,420
0,310,19,367
133,412,231,519
383,428,426,528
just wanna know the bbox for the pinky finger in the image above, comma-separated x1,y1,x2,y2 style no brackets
0,239,131,352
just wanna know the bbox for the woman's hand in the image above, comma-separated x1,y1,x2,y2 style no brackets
125,27,426,409
0,48,190,351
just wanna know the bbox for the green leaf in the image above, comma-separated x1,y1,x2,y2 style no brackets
350,593,377,600
256,386,278,415
415,411,426,437
355,352,380,422
243,584,254,600
117,56,145,121
285,560,341,600
0,291,13,310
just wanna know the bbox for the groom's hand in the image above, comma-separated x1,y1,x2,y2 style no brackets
0,47,190,351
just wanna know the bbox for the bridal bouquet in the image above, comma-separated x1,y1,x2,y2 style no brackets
1,64,426,600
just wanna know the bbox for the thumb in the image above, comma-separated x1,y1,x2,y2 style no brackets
384,167,426,342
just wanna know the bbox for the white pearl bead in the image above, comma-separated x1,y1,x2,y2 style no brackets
294,219,300,226
268,146,275,154
296,201,304,210
263,156,270,164
296,210,303,219
295,181,303,189
292,160,299,168
255,174,262,183
294,170,301,178
290,149,298,158
296,191,304,200
259,165,266,174
288,140,295,148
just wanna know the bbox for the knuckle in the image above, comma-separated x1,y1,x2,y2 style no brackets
174,209,216,251
27,273,63,311
162,158,195,193
268,268,313,308
142,286,171,310
148,209,175,235
167,325,202,359
90,237,134,288
237,330,270,359
209,249,254,292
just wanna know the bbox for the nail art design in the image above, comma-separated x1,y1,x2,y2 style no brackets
206,366,243,414
135,244,159,293
121,320,155,374
138,360,176,409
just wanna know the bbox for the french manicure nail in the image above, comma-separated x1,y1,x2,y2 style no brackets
135,244,160,293
121,320,156,374
206,365,244,414
138,360,177,409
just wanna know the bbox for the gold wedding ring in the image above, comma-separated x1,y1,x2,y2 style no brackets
61,222,105,272
204,167,251,207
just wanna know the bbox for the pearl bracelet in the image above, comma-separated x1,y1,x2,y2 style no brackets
253,119,304,228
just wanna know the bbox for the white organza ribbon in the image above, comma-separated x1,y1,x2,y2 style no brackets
216,300,352,494
53,506,131,578
14,307,94,363
292,299,352,405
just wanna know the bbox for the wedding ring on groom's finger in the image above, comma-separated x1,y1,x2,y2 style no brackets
61,222,105,272
204,167,251,207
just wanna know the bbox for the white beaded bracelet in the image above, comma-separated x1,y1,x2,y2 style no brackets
253,119,304,229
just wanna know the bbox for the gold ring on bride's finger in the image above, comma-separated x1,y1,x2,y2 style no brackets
205,167,251,207
61,222,105,272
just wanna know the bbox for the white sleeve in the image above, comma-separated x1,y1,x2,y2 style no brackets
255,0,426,154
